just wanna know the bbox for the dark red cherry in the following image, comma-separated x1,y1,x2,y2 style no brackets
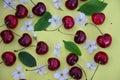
4,14,18,29
32,2,46,16
92,13,105,25
48,58,60,71
66,53,78,66
97,33,112,48
74,30,86,44
94,51,108,65
36,41,49,55
0,30,14,44
65,0,78,10
1,52,16,66
15,4,28,18
62,16,75,29
18,33,32,47
69,66,83,79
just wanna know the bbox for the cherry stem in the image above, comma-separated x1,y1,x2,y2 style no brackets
0,40,2,43
14,45,36,52
10,30,21,38
58,29,75,36
0,61,4,64
0,24,5,27
3,0,16,10
30,0,36,6
58,7,63,11
76,63,88,80
25,64,48,71
86,23,104,35
90,63,100,80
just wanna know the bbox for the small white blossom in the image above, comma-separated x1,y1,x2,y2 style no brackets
84,40,98,54
74,13,88,27
54,68,69,80
52,0,63,9
34,64,47,75
48,14,62,28
53,42,61,58
86,60,97,70
21,20,34,32
19,0,29,4
12,66,25,80
3,0,17,10
33,33,37,39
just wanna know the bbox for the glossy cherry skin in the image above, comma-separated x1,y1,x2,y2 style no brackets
18,33,32,47
15,4,28,18
92,13,105,25
0,30,14,44
69,66,83,79
4,15,18,29
65,0,78,10
48,58,60,71
97,34,112,48
66,53,78,66
74,30,86,44
32,2,46,16
62,16,75,29
2,52,16,66
36,41,49,55
94,51,108,65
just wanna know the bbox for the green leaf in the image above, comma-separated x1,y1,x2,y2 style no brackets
78,0,108,15
18,51,37,67
34,12,52,31
63,40,81,56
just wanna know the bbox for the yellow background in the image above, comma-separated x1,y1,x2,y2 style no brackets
0,0,120,80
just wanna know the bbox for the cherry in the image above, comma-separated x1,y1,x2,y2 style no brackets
65,0,78,10
92,13,105,25
97,33,112,48
18,33,32,47
66,53,78,66
15,4,28,18
32,2,46,16
62,16,75,29
69,66,83,79
48,58,60,71
1,52,16,66
36,41,49,55
4,14,18,29
0,30,14,44
74,30,86,44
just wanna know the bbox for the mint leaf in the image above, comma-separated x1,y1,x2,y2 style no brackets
18,51,37,67
34,12,52,31
78,0,108,15
63,40,81,56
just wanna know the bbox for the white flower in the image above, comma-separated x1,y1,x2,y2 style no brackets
12,66,25,80
34,64,47,75
48,14,62,28
54,68,69,80
53,42,61,58
3,0,17,10
19,0,29,3
84,40,98,54
21,20,34,32
86,60,97,71
74,13,88,27
33,32,37,39
52,0,63,9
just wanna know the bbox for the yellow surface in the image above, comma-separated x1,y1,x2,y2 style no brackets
0,0,120,80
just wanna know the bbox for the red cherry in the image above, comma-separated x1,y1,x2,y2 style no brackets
62,16,75,29
0,30,14,44
69,66,83,79
74,30,86,44
97,33,112,48
1,52,16,66
18,33,32,47
36,41,49,55
66,53,78,66
65,0,78,10
4,14,18,29
94,51,108,65
92,13,105,25
32,2,46,16
48,58,60,71
15,4,28,18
